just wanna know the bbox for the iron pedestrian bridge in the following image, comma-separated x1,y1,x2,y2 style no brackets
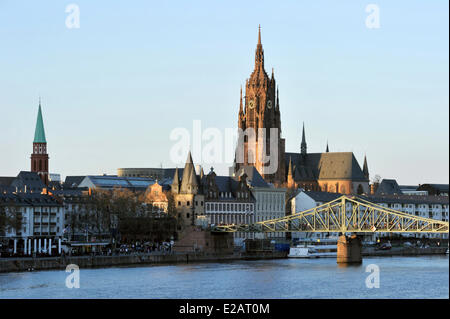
211,195,449,234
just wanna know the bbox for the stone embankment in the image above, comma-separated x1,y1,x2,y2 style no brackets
0,251,287,273
362,246,448,257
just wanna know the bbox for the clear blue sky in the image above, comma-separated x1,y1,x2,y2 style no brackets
0,0,448,185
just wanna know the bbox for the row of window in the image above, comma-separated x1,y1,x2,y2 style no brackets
177,200,204,207
206,202,254,212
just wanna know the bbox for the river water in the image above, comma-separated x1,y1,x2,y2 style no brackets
0,256,448,299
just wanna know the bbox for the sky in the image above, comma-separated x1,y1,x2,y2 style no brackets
0,0,448,185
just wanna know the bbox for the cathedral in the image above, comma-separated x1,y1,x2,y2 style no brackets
234,26,286,186
234,27,370,194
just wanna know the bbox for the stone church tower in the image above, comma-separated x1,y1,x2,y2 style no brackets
235,26,286,186
31,100,49,186
171,151,204,227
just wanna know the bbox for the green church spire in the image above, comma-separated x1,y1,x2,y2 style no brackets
33,99,47,143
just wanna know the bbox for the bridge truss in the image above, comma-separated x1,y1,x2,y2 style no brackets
212,195,449,234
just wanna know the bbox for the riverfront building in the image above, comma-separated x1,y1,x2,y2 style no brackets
141,152,287,242
0,192,64,255
289,191,449,241
231,27,370,193
233,166,286,240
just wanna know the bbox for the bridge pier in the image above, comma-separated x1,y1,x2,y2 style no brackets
337,234,362,264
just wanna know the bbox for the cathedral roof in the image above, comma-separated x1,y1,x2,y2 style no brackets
285,152,367,182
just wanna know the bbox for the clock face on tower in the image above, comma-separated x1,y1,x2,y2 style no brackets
248,99,255,109
267,100,272,109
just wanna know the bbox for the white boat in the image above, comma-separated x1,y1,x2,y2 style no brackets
288,238,337,258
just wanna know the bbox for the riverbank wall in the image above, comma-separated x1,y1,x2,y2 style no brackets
363,246,448,257
1,246,447,273
0,251,287,273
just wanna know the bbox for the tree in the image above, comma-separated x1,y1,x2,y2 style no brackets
0,206,7,236
371,174,382,194
8,206,23,235
372,174,382,185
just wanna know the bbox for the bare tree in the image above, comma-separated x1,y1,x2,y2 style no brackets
7,206,23,235
0,206,7,236
372,174,382,185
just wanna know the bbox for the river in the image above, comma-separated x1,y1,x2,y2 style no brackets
0,255,448,299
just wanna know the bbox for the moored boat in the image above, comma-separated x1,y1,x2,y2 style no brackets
288,238,337,258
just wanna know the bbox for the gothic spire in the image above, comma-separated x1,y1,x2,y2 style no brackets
288,157,293,176
180,151,198,193
326,141,329,153
171,167,180,193
34,99,47,143
276,86,279,111
239,85,244,115
200,166,205,179
254,25,264,70
363,155,369,180
301,122,307,157
258,24,261,44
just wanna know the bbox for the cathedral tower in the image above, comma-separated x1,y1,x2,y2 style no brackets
236,26,286,185
31,100,49,185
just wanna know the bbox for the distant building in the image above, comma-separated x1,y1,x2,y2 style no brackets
49,174,61,182
417,184,449,196
63,176,86,189
375,179,403,195
0,177,15,193
117,168,181,180
0,171,46,194
234,166,286,240
143,180,172,214
77,175,155,192
399,185,428,196
203,167,256,241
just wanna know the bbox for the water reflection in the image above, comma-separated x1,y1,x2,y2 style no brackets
0,256,448,299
